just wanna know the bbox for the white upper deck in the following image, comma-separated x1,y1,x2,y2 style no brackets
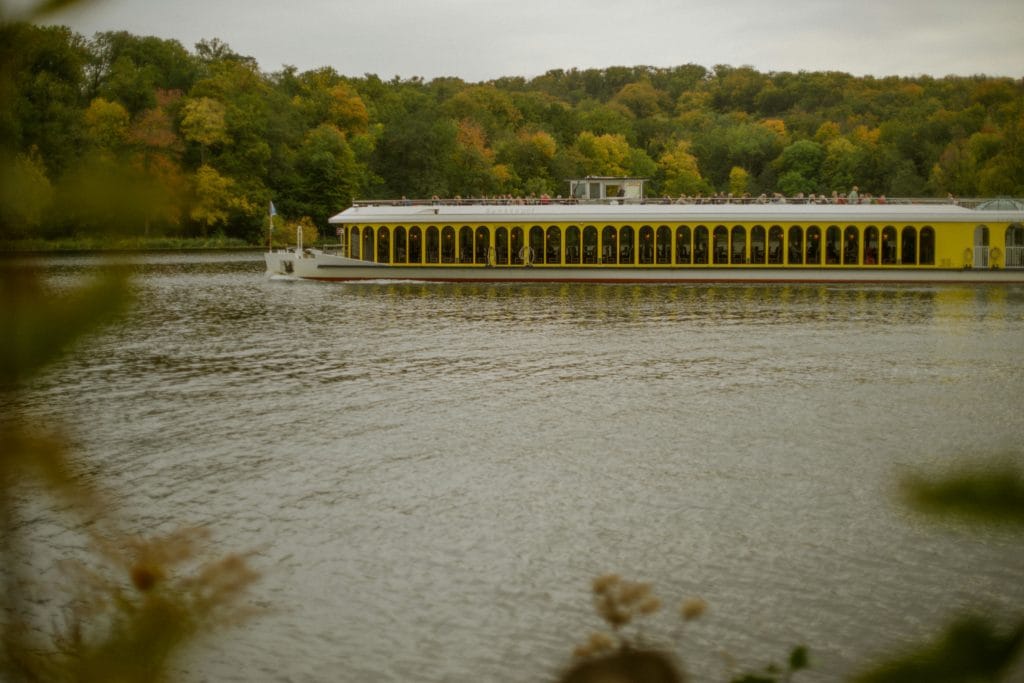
329,201,1024,226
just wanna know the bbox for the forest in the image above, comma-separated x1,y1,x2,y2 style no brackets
1,22,1023,244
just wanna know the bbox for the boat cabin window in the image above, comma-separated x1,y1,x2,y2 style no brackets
362,226,374,262
881,226,896,264
901,227,917,264
805,226,821,264
656,226,671,264
843,226,858,265
529,226,544,264
377,227,390,263
826,226,841,264
458,226,473,264
620,226,635,264
350,227,360,259
495,227,509,265
442,226,456,263
476,226,490,264
583,226,598,263
638,226,653,264
864,226,878,265
426,226,440,263
788,226,802,265
768,226,783,264
750,226,766,264
713,226,728,264
601,226,617,264
546,226,560,264
731,226,746,264
394,226,406,263
920,226,935,265
511,227,525,264
676,226,691,264
409,226,422,263
566,226,581,264
694,226,709,264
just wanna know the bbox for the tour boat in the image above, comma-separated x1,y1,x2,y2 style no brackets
265,179,1024,284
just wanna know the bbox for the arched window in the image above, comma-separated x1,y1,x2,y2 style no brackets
409,226,422,263
495,227,509,265
529,226,544,264
713,226,728,264
377,227,390,263
731,226,746,264
602,226,617,264
901,227,917,264
656,225,671,264
805,226,821,264
1007,224,1024,268
694,226,709,264
881,226,897,264
620,225,635,264
362,226,374,262
565,226,581,264
920,226,935,265
863,226,878,265
394,226,407,263
510,227,524,264
750,225,766,264
458,226,473,264
638,225,655,264
676,226,692,264
546,226,561,264
768,226,784,264
426,226,439,263
350,226,361,259
787,226,803,265
583,226,598,263
476,226,490,264
825,226,841,265
843,226,859,265
441,226,456,263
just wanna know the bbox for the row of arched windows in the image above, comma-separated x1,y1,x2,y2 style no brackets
345,224,938,267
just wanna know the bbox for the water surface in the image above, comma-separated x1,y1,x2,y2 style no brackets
12,252,1024,682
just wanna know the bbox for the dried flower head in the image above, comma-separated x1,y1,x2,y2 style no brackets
680,598,707,621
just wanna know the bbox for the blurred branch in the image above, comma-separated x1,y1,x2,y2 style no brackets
2,0,101,21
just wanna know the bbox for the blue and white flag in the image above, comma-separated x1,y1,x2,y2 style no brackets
269,200,277,217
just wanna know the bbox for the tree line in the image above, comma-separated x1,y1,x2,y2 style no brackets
1,23,1022,244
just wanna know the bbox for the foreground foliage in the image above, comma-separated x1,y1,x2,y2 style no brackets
0,261,260,683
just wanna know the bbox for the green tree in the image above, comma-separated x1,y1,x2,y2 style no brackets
657,140,708,196
180,96,229,163
293,123,358,224
83,97,130,152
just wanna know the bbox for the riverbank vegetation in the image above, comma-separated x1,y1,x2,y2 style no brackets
1,20,1022,248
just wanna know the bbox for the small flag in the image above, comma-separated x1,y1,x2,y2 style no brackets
269,200,277,217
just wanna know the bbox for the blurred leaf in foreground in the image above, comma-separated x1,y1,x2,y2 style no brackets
853,615,1024,683
902,462,1024,528
0,264,132,390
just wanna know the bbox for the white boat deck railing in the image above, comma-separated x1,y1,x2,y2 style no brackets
351,196,1022,209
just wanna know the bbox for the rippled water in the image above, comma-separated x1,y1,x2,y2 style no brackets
10,251,1024,682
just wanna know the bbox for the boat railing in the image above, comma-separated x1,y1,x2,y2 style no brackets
1005,246,1024,268
350,196,1017,209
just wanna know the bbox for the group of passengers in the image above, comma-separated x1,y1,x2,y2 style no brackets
413,187,899,207
667,188,888,205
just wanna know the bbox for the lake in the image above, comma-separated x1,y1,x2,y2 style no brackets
10,251,1024,682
